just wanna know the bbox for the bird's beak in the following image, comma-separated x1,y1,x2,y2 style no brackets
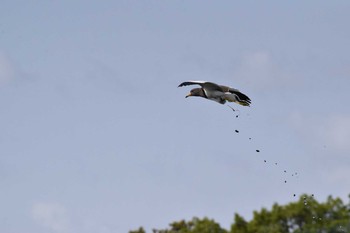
185,93,192,98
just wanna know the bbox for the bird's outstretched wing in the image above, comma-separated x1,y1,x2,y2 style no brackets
178,81,207,87
178,81,223,91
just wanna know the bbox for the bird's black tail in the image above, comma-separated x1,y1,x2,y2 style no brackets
223,93,251,106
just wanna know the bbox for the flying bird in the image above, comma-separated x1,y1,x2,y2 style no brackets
178,81,251,106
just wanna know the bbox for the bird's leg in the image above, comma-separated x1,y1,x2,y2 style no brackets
227,105,240,118
227,105,235,111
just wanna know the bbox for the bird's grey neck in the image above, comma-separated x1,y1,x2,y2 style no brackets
199,88,207,98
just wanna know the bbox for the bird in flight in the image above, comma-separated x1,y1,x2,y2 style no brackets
178,81,251,106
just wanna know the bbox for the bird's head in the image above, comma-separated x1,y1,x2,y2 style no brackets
186,88,203,98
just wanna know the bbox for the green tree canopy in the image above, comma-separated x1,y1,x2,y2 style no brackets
150,217,227,233
130,194,350,233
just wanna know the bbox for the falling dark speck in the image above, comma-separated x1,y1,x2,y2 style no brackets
284,180,287,183
236,115,239,118
264,160,266,163
256,150,260,152
235,130,239,133
275,162,278,165
284,170,287,173
249,137,252,140
293,194,296,197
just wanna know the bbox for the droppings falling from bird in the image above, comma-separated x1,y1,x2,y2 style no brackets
180,81,322,227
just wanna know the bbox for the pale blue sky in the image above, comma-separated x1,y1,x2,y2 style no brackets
1,1,350,232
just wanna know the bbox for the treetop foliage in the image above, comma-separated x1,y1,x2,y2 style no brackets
130,194,350,233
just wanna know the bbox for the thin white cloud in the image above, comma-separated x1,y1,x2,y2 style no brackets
328,166,350,184
324,115,350,151
0,52,14,86
289,112,350,153
31,202,70,233
234,51,293,89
